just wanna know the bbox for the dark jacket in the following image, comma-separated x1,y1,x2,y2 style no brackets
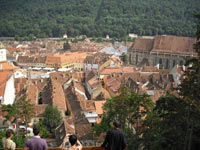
101,128,126,150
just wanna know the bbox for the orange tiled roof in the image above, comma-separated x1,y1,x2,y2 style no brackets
152,35,196,55
74,81,86,94
132,38,154,51
50,73,69,111
6,47,23,51
26,84,38,105
46,56,61,64
46,52,88,64
105,77,121,93
88,76,99,86
80,100,96,112
142,66,159,72
0,71,13,98
0,61,19,71
102,88,111,99
34,104,48,117
101,67,134,75
95,100,106,115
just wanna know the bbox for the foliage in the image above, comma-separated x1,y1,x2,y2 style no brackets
178,13,200,112
142,14,200,150
36,120,50,138
0,130,27,148
0,0,199,38
142,94,188,149
120,53,127,63
16,97,35,135
43,105,63,135
93,86,154,150
1,96,35,137
63,41,71,50
14,34,35,41
1,103,18,120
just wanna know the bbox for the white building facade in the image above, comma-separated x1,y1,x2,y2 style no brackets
1,74,15,105
0,48,7,62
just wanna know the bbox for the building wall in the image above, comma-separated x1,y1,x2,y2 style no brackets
91,85,102,99
127,50,153,66
74,63,84,71
4,75,15,105
0,49,7,61
86,82,92,96
99,59,111,71
46,63,60,68
151,53,189,69
128,50,193,69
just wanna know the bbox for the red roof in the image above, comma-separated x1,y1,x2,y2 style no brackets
0,71,12,98
151,35,196,55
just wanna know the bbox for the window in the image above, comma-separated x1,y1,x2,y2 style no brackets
180,60,184,66
38,92,43,104
159,58,162,64
166,59,169,69
173,60,176,67
136,54,138,64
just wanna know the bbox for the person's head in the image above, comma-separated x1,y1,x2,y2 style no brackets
33,126,40,136
69,135,77,146
6,129,14,139
113,120,120,129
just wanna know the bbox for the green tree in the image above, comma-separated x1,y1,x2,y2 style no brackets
142,13,200,150
142,94,190,150
36,120,50,138
0,130,26,148
14,35,21,41
43,105,63,135
1,96,35,138
120,53,127,63
93,86,154,150
63,41,71,50
177,13,200,149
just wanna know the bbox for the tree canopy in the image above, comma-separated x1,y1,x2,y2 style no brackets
0,0,199,38
42,105,63,135
93,13,200,150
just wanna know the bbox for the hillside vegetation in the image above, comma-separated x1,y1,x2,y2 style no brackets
0,0,199,38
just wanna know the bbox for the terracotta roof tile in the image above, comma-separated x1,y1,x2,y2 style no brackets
0,61,19,71
26,84,38,105
151,35,197,55
102,88,111,99
0,71,13,98
34,104,48,117
80,100,96,112
142,66,159,72
46,56,61,64
50,72,70,111
101,67,134,75
105,78,121,93
95,100,106,115
131,38,154,51
74,82,86,94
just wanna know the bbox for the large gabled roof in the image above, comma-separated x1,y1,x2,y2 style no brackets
129,35,197,56
151,35,196,55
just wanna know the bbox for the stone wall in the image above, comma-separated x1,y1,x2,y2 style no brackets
128,50,193,69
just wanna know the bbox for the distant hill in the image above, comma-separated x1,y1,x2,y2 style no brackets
0,0,199,38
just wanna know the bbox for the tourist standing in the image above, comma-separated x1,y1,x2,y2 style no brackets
24,125,48,150
101,120,126,150
68,134,82,150
2,129,16,150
